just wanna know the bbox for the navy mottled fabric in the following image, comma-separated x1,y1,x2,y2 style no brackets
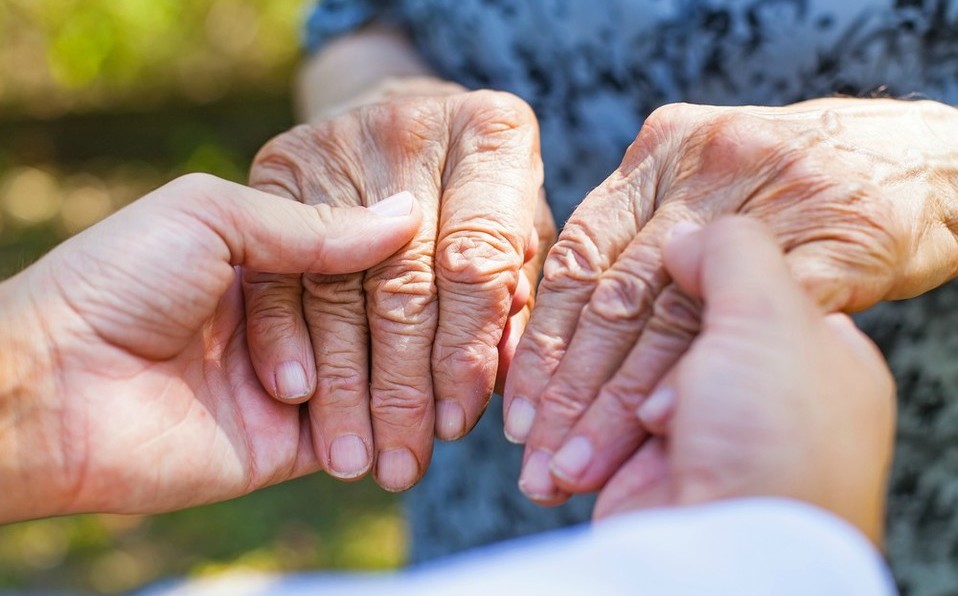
305,2,958,594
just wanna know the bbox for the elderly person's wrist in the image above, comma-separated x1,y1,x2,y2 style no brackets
307,75,467,121
0,271,73,522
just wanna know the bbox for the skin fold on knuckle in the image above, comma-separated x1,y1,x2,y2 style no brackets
645,287,702,339
455,90,538,152
537,384,593,431
249,125,319,199
370,380,432,429
315,365,367,410
252,120,373,207
599,377,651,415
582,272,657,330
541,226,608,290
364,253,438,328
513,324,568,373
436,228,524,287
303,273,364,308
244,291,304,337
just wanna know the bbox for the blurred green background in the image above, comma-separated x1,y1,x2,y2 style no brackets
0,1,404,593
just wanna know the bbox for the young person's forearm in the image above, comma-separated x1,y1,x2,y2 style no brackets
296,25,448,121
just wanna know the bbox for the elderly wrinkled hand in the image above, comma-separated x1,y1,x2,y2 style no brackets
591,217,895,545
505,97,958,503
243,86,554,491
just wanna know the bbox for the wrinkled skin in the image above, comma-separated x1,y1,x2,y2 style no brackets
245,89,554,491
504,98,958,503
0,174,421,521
591,218,895,545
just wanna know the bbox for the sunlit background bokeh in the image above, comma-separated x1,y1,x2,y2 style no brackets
0,1,405,592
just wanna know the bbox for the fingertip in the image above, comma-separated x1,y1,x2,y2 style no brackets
273,360,313,401
367,190,416,218
510,272,532,316
375,448,422,492
549,436,594,485
504,396,537,444
636,386,676,436
662,220,706,297
435,399,467,441
327,434,373,480
519,449,571,505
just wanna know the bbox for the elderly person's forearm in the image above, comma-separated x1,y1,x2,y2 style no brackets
297,25,449,121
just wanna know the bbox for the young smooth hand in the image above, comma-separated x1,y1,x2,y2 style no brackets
0,174,420,522
586,217,896,544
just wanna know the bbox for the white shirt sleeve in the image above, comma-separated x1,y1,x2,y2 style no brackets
141,498,896,596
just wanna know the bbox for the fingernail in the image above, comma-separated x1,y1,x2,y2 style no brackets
376,448,420,492
519,449,557,500
368,191,415,217
504,397,536,443
275,361,310,400
669,221,703,242
328,435,371,479
550,436,594,482
637,387,676,434
436,400,466,441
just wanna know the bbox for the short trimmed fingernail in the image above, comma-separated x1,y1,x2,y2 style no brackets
376,448,420,492
519,449,557,500
436,400,466,441
275,361,310,400
504,397,536,443
550,436,594,482
368,191,415,217
637,387,676,433
329,435,370,479
669,221,703,242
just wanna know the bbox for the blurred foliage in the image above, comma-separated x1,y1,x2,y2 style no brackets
0,1,408,594
0,476,404,594
0,0,306,117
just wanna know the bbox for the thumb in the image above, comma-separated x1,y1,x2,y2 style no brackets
662,216,811,326
163,174,421,275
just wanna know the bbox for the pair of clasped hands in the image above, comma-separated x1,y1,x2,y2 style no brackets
19,84,958,543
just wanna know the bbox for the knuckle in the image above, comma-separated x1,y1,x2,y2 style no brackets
246,305,301,341
647,287,702,339
693,112,769,169
541,226,607,287
436,227,523,286
623,103,699,162
370,384,431,424
249,125,316,199
170,172,222,193
540,383,590,423
316,367,367,407
516,326,567,371
599,380,645,411
462,90,536,134
584,271,656,326
366,98,446,154
433,343,496,381
365,258,437,327
303,273,364,305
